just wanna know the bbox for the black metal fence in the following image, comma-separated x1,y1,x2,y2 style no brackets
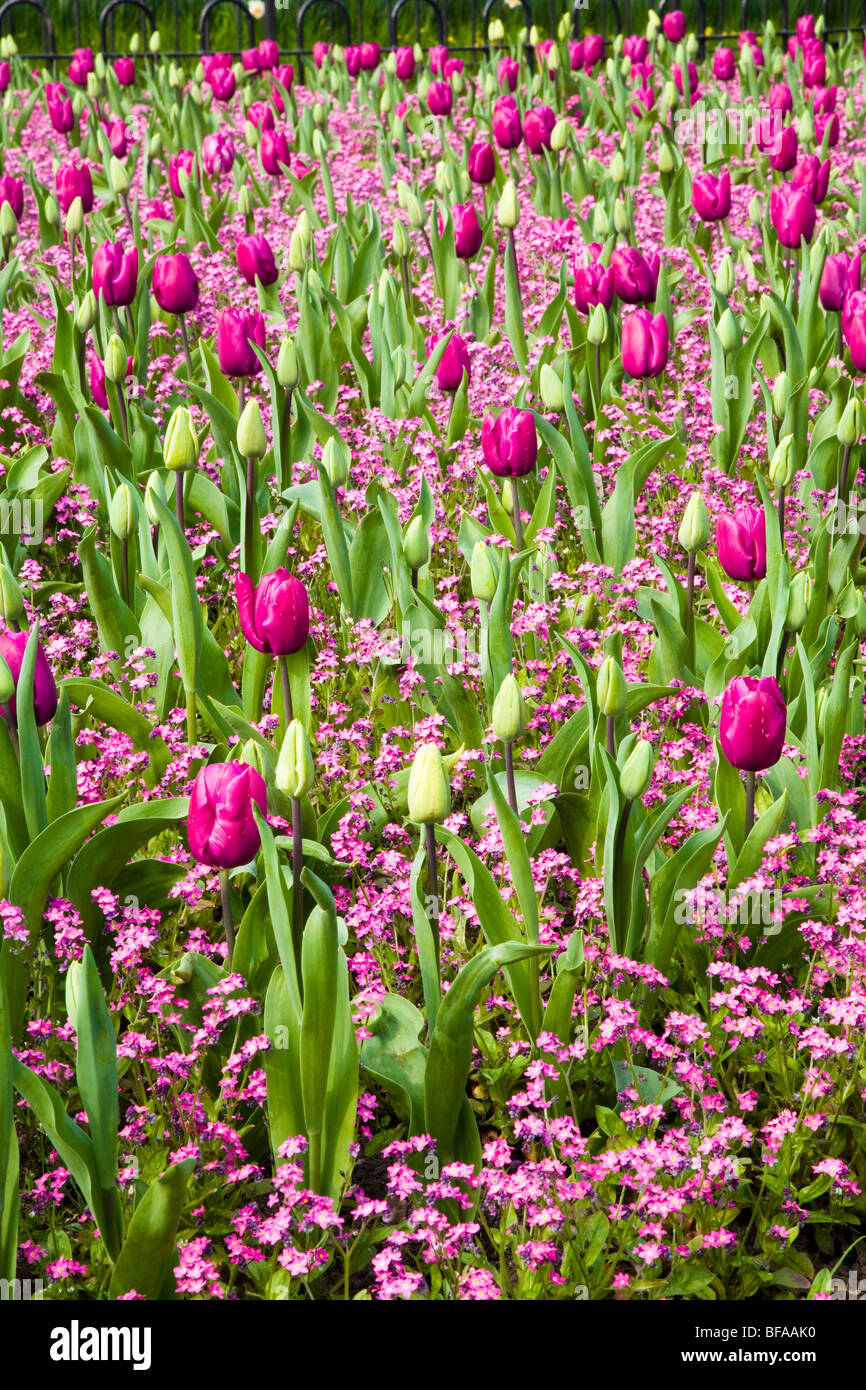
0,0,864,64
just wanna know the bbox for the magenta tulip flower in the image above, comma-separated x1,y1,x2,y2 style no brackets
573,245,614,314
443,58,463,80
720,676,786,773
92,241,138,307
236,234,279,288
713,46,736,79
622,309,669,379
427,331,470,392
395,46,415,81
90,350,132,410
673,61,701,105
169,150,197,198
767,126,798,173
0,61,10,91
770,183,816,247
271,65,294,111
584,34,605,65
236,570,309,657
492,96,522,150
209,66,236,102
569,40,584,71
114,56,135,86
523,105,556,156
187,762,267,871
481,408,538,478
497,57,519,91
201,132,236,176
692,170,731,222
429,44,448,75
716,505,766,582
842,291,866,371
662,10,686,41
820,252,861,313
814,113,840,149
260,129,291,176
791,154,830,203
202,52,232,82
803,47,826,88
360,42,381,71
468,140,496,184
797,15,816,42
450,203,483,259
247,101,275,132
216,308,267,378
312,42,328,68
103,119,131,159
241,47,261,72
426,81,453,117
152,253,200,315
809,85,837,115
768,83,794,113
258,39,280,70
68,47,94,87
631,85,655,117
609,246,659,304
56,161,93,215
48,95,75,134
0,176,24,220
0,629,58,727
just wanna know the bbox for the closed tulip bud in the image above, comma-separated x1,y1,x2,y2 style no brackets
540,362,565,411
0,565,24,625
238,185,253,219
492,672,528,742
489,18,505,42
597,655,627,716
501,477,513,514
620,737,655,800
406,190,426,229
44,195,59,226
144,471,167,524
276,336,300,390
149,30,161,53
717,307,742,354
620,56,632,79
402,515,430,571
296,210,312,252
678,491,710,552
312,129,328,159
798,110,814,145
392,218,410,258
407,742,451,824
716,253,735,297
237,398,267,459
663,80,677,108
587,302,608,345
772,371,792,420
471,541,497,602
163,405,199,472
0,200,15,241
244,119,258,148
610,151,626,184
109,482,135,541
837,396,862,446
769,433,796,488
86,72,99,100
104,333,127,383
613,199,630,235
550,118,569,152
65,195,83,237
592,203,609,238
380,88,392,116
276,718,315,799
392,345,408,389
321,436,348,487
785,570,811,632
748,195,763,225
658,143,675,174
0,655,12,705
497,178,520,229
130,32,141,52
109,156,129,194
288,227,306,271
434,160,450,196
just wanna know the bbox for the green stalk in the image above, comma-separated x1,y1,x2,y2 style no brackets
219,868,234,969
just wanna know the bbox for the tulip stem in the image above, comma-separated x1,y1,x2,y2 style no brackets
70,234,76,303
594,343,602,415
642,379,650,413
277,654,294,729
279,389,293,494
120,537,130,609
179,315,194,380
606,714,616,758
245,453,257,573
291,795,304,972
175,471,185,534
114,381,129,445
185,687,197,748
507,227,524,320
839,443,852,504
400,253,413,321
777,483,786,544
744,769,756,839
504,739,518,815
685,550,696,667
219,869,234,970
424,822,440,961
511,477,524,550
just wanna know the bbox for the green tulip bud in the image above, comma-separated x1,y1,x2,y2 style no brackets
239,738,269,783
550,118,570,152
144,470,167,525
148,131,162,158
539,362,565,412
405,189,426,228
597,655,627,717
163,406,199,472
65,195,83,238
109,156,130,195
658,143,675,174
471,541,497,603
312,128,329,160
748,195,763,225
492,672,528,743
0,200,16,239
44,195,59,227
149,29,162,53
237,398,267,459
407,742,451,824
678,492,710,553
321,436,348,487
785,570,812,633
276,718,315,799
402,515,430,571
276,336,300,390
104,333,127,384
587,302,608,346
663,80,678,109
769,433,796,489
380,88,392,116
0,564,24,625
288,227,306,272
837,396,862,446
109,482,136,542
392,218,410,259
610,152,626,185
488,17,505,42
739,40,754,70
591,203,609,238
244,119,259,148
772,371,792,421
620,56,632,80
529,24,539,44
717,307,742,355
237,185,253,218
129,32,141,52
716,253,735,297
497,178,520,229
483,72,498,97
434,160,450,196
296,210,312,252
798,110,814,146
86,71,99,101
620,737,655,800
392,345,408,390
501,478,513,515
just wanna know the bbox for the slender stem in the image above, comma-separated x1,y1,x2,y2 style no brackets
685,549,696,668
120,536,130,609
400,253,413,320
114,380,128,444
507,226,524,320
219,868,234,970
279,389,293,494
777,483,786,545
180,314,194,380
278,653,294,729
291,795,304,973
70,234,75,302
175,471,185,535
504,739,518,814
512,476,524,551
744,769,756,839
612,798,633,954
839,442,852,504
425,821,440,964
606,713,615,758
642,378,650,413
594,341,602,415
245,452,257,572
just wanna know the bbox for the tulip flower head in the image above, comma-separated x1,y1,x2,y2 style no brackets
716,505,767,581
770,182,816,248
609,246,660,304
428,331,470,393
692,170,731,222
820,252,861,313
842,290,866,372
187,762,267,870
236,234,279,288
92,241,138,307
216,308,267,378
0,629,59,727
621,309,669,379
720,675,786,772
481,408,538,478
152,252,200,315
236,570,309,657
